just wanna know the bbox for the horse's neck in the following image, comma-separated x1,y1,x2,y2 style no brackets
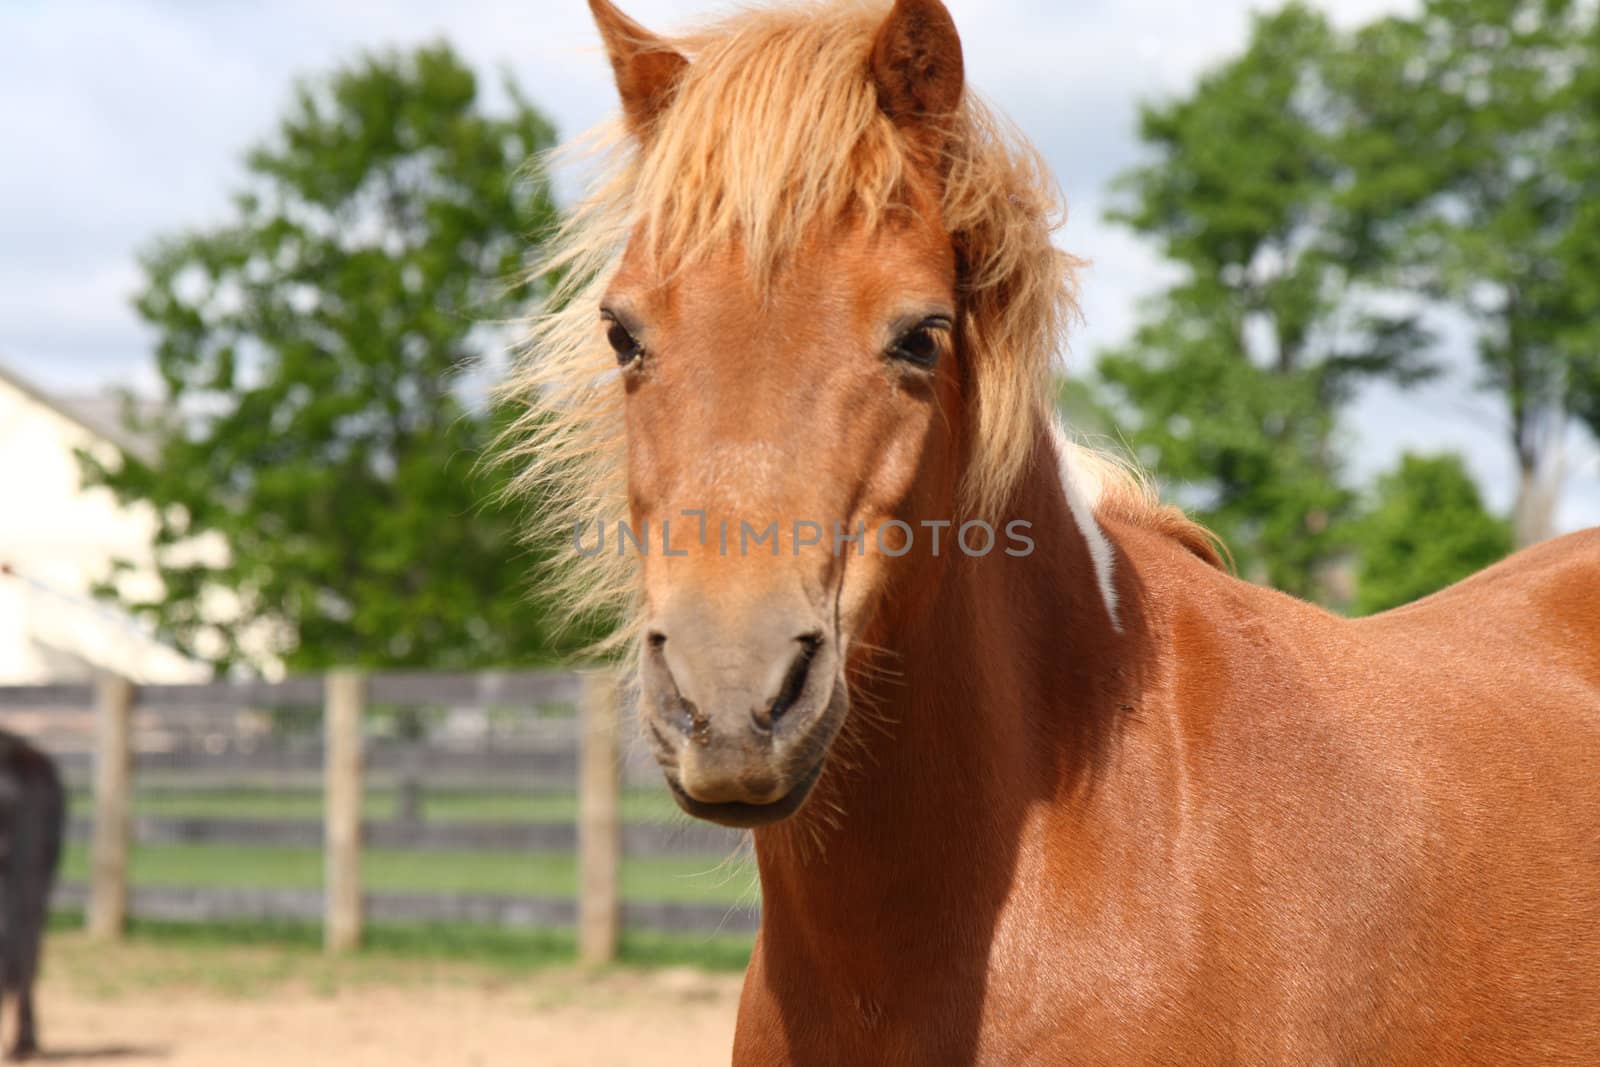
751,431,1135,962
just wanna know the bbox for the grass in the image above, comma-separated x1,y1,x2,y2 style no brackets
49,914,754,975
68,786,685,824
45,916,753,999
60,842,758,906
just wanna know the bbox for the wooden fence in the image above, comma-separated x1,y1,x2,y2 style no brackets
0,669,755,963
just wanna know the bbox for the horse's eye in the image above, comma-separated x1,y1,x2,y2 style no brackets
601,310,643,365
887,317,950,369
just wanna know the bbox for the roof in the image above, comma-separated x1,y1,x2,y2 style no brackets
0,360,156,461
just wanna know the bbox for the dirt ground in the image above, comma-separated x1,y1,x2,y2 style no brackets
33,934,743,1066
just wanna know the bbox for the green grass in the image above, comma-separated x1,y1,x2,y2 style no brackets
47,915,754,989
69,786,684,824
60,842,757,906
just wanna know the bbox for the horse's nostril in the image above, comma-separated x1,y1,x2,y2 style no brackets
754,634,824,731
647,630,667,650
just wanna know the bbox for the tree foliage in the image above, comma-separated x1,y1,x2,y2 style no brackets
85,43,570,672
1351,453,1511,615
1339,0,1600,545
1096,5,1433,599
1096,0,1598,603
1558,9,1600,444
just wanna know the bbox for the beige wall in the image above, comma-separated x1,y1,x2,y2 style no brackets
0,375,208,684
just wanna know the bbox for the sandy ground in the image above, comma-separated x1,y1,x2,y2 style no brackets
32,935,743,1066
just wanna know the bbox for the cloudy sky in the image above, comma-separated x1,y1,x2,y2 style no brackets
3,0,1596,528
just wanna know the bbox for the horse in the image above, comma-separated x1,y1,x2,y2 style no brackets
0,732,63,1062
505,0,1600,1061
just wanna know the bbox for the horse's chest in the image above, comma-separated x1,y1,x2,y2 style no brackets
736,897,1204,1065
967,890,1204,1061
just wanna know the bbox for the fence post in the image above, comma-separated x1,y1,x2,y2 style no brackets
577,668,621,966
324,669,365,954
88,674,135,940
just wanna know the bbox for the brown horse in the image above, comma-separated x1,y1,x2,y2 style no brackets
506,0,1600,1061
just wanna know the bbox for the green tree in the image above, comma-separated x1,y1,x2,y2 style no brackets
1351,453,1512,614
1558,13,1600,444
1095,5,1433,599
84,43,569,672
1338,0,1599,546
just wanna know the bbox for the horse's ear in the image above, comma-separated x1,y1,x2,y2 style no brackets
589,0,688,138
870,0,964,138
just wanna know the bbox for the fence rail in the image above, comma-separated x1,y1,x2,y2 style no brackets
49,883,758,935
62,815,738,855
0,667,747,963
0,671,585,712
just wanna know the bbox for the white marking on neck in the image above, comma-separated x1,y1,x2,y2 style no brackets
1049,425,1122,632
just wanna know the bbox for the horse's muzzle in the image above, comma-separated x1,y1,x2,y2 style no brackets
637,602,845,827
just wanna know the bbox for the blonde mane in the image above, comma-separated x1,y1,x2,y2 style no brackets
501,1,1213,645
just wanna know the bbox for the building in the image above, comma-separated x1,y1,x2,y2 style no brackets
0,362,207,684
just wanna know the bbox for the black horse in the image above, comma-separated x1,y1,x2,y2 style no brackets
0,734,64,1061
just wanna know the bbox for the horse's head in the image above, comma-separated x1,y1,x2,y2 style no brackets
561,0,1070,827
588,0,968,828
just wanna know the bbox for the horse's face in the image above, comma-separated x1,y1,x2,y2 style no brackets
591,0,967,827
605,214,960,826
